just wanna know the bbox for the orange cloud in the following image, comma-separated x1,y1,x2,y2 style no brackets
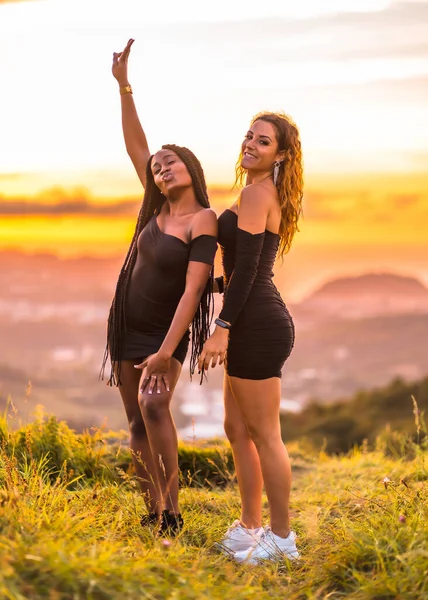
1,173,427,258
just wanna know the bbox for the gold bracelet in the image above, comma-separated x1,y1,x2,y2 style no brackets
119,84,133,95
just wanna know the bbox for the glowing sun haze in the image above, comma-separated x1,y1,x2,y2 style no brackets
0,0,427,298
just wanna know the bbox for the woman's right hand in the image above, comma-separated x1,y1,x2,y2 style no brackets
112,38,134,85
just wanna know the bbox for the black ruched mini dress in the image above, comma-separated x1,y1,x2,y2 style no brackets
218,209,295,380
118,215,217,363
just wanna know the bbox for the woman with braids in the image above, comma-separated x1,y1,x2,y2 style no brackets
102,39,217,535
199,112,303,563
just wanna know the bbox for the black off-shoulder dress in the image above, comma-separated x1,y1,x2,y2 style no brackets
117,215,217,363
218,209,294,380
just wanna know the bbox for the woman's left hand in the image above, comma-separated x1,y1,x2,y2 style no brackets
135,352,171,394
198,327,229,372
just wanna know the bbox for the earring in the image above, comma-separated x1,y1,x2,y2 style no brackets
273,161,282,186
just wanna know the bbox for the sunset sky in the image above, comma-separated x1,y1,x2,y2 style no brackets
1,0,427,299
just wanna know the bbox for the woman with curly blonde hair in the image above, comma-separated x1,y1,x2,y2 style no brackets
199,112,303,563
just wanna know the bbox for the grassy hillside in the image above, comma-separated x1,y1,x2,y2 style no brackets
0,402,427,599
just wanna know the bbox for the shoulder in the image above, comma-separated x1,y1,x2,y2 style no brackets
190,208,218,239
239,182,276,214
236,183,276,234
237,183,277,234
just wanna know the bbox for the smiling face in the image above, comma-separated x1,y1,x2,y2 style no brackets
241,119,283,174
151,149,193,196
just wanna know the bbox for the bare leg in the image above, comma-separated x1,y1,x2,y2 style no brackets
229,376,292,538
139,358,182,514
223,374,263,529
117,360,160,513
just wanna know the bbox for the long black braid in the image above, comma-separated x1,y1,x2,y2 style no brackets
100,144,214,386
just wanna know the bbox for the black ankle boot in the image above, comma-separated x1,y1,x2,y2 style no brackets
140,512,160,528
158,510,184,537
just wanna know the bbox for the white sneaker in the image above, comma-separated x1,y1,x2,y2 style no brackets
216,520,263,556
234,527,300,564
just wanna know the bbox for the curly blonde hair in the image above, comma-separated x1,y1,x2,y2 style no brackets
235,111,304,258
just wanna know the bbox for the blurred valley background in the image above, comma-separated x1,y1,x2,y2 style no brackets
1,185,427,441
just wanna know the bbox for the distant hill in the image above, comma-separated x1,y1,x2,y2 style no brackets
280,374,428,454
299,273,428,317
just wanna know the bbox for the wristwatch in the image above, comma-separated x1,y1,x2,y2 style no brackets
215,317,231,330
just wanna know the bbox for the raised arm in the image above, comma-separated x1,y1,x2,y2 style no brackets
112,39,151,188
